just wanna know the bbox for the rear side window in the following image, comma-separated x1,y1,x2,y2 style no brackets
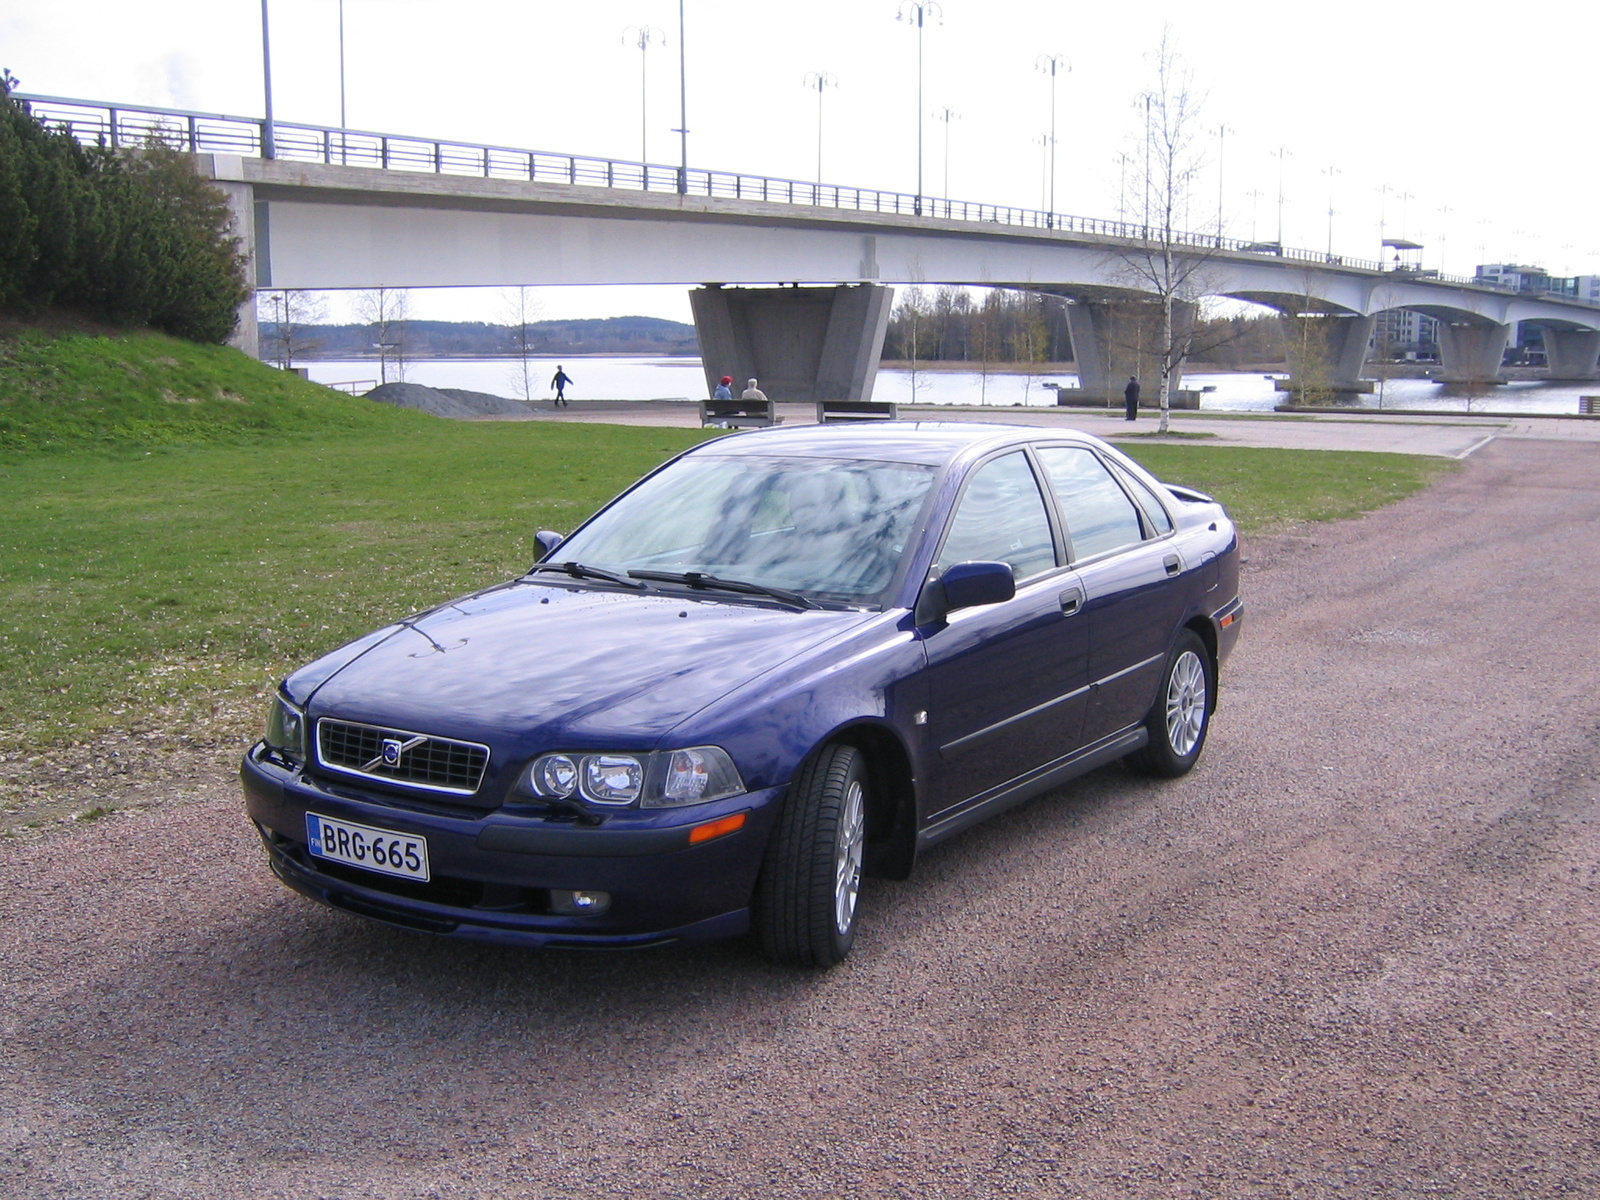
937,451,1057,580
1113,465,1174,535
1036,447,1144,559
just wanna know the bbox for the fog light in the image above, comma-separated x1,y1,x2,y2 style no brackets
549,889,611,916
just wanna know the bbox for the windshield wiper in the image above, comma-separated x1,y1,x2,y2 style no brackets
525,561,648,590
627,569,817,610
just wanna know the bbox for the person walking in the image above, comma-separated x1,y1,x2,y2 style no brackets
550,365,573,407
741,378,768,402
1123,375,1141,421
712,375,734,400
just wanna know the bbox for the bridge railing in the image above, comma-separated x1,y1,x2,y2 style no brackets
3,93,1556,301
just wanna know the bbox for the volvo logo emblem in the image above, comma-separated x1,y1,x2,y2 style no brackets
363,734,427,773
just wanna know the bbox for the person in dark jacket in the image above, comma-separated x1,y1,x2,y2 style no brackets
550,365,573,407
1123,375,1141,421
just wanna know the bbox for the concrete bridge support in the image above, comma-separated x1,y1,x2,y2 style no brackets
1063,298,1196,403
1437,322,1512,384
211,176,261,358
1540,328,1600,380
1282,313,1377,394
689,284,894,402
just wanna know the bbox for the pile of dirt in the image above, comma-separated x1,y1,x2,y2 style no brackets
365,382,534,418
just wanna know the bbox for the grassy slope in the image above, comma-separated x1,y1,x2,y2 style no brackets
0,327,1451,758
0,327,430,452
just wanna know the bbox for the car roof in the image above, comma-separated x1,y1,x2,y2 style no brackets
691,421,1098,467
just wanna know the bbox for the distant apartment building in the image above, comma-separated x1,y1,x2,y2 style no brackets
1473,263,1599,300
1371,308,1440,360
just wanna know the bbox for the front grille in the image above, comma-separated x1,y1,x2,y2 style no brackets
316,719,489,795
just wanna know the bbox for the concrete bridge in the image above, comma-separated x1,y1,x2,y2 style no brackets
21,94,1600,401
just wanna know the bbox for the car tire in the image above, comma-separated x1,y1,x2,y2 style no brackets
1128,630,1212,778
756,743,868,968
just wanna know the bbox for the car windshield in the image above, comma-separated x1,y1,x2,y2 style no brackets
550,454,938,604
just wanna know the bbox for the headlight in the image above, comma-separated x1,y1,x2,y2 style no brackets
520,746,744,809
583,754,643,805
263,694,306,763
532,754,579,797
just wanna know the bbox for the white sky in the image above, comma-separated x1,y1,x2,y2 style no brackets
5,0,1598,324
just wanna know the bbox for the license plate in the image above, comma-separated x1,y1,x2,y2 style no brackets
306,813,430,883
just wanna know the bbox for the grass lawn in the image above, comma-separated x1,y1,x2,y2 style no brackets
0,325,1454,759
0,422,717,754
0,429,1452,757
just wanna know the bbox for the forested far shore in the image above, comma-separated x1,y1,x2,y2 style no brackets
262,304,1293,369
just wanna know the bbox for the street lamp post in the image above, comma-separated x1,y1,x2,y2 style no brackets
1034,133,1051,211
803,71,837,185
1214,122,1231,242
624,25,665,169
260,0,276,159
933,106,958,201
674,0,688,194
1035,54,1068,227
1323,164,1340,260
1271,145,1291,247
896,1,941,216
338,0,346,130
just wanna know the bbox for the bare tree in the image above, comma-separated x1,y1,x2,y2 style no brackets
972,289,1002,405
355,288,412,384
258,289,327,370
895,286,935,405
1115,29,1215,433
501,286,543,402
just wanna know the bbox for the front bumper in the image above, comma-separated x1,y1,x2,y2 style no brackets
242,746,784,949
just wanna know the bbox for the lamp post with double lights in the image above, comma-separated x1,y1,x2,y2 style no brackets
896,1,942,216
1035,54,1068,226
674,0,688,193
1323,164,1340,260
932,106,958,201
1213,122,1231,242
623,25,665,169
1271,145,1291,248
802,71,837,185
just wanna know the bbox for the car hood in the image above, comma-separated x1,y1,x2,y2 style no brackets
300,581,875,747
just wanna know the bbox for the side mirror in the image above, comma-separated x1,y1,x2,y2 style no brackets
914,560,1015,626
533,530,564,562
943,560,1015,610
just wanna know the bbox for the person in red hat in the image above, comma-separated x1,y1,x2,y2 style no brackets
712,375,734,400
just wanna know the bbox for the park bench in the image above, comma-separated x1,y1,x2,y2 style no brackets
816,399,899,423
700,397,778,428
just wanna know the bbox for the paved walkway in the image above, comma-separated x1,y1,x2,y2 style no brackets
477,400,1600,458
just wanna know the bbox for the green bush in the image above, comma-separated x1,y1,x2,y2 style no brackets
0,70,250,343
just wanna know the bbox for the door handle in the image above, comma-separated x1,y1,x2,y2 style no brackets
1058,587,1084,616
1163,554,1182,577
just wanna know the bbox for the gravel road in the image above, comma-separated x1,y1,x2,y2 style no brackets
3,437,1597,1199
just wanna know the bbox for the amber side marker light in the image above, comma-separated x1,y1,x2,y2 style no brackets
688,812,748,845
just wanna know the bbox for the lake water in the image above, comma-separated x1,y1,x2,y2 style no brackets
300,357,1593,416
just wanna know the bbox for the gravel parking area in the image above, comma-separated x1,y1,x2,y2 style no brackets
2,438,1597,1199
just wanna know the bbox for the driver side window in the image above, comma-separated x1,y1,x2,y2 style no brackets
937,452,1057,580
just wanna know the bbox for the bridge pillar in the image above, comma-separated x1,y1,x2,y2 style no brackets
1282,313,1377,395
1437,322,1512,384
689,284,894,402
1063,298,1195,403
1540,328,1600,380
196,155,262,358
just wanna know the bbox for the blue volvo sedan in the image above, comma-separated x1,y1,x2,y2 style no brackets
242,422,1242,966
